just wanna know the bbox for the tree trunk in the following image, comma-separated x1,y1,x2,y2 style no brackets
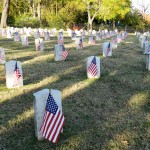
56,0,58,16
33,3,36,18
37,2,41,21
113,20,115,29
0,0,10,28
88,19,93,30
87,5,93,30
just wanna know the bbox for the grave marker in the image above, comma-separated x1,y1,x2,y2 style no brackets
86,56,100,78
103,42,112,57
14,32,20,42
75,37,83,49
146,54,150,71
33,89,63,141
0,47,5,64
35,38,44,51
21,35,29,46
5,60,23,88
54,44,68,61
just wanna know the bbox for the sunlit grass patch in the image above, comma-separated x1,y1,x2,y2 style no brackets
128,92,149,108
0,33,150,149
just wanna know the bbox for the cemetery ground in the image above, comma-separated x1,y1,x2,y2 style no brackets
0,33,150,150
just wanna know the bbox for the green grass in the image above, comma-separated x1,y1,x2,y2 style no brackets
0,32,150,150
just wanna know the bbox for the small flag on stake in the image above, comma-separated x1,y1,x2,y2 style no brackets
62,45,68,60
38,40,41,51
79,38,83,48
106,43,111,56
40,93,65,144
87,56,98,77
13,61,21,86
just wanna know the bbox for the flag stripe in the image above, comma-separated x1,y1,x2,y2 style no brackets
43,113,54,137
40,93,65,143
87,57,98,77
45,113,55,138
46,110,60,140
53,117,65,143
41,112,51,136
49,111,62,141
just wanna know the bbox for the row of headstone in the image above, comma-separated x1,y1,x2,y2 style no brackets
135,31,150,71
0,27,57,39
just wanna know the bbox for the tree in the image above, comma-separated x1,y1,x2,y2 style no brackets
98,0,131,29
1,0,10,27
82,0,102,30
132,0,150,20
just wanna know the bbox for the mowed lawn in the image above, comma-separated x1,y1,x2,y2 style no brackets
0,32,150,150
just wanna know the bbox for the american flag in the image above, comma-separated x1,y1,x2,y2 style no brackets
87,56,98,77
40,93,65,143
15,32,20,41
13,61,21,86
145,37,148,42
106,42,111,56
62,45,68,60
26,37,28,45
58,36,64,44
37,40,41,51
92,37,95,44
112,36,117,44
79,38,83,48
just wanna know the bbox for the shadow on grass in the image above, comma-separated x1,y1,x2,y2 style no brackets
0,34,150,150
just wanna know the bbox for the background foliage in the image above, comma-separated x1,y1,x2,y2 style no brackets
0,0,150,30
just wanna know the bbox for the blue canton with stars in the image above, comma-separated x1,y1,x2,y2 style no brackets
46,93,58,115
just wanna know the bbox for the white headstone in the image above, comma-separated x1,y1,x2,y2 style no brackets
117,35,122,43
44,32,50,41
86,56,100,79
111,36,118,49
54,44,63,61
21,35,29,46
146,54,150,71
71,32,76,40
14,32,20,42
96,31,101,40
7,28,12,38
26,29,31,37
140,36,148,48
103,42,112,57
2,29,6,37
88,36,95,44
75,37,83,50
58,35,64,44
34,30,40,39
67,29,72,37
33,89,62,141
0,47,5,64
35,38,44,51
5,60,23,88
39,28,43,37
144,42,150,54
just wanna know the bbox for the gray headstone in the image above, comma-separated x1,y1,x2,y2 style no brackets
146,54,150,71
0,47,5,64
5,60,23,88
35,38,44,51
21,35,29,46
103,42,112,57
33,89,62,141
54,44,63,61
86,56,100,79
